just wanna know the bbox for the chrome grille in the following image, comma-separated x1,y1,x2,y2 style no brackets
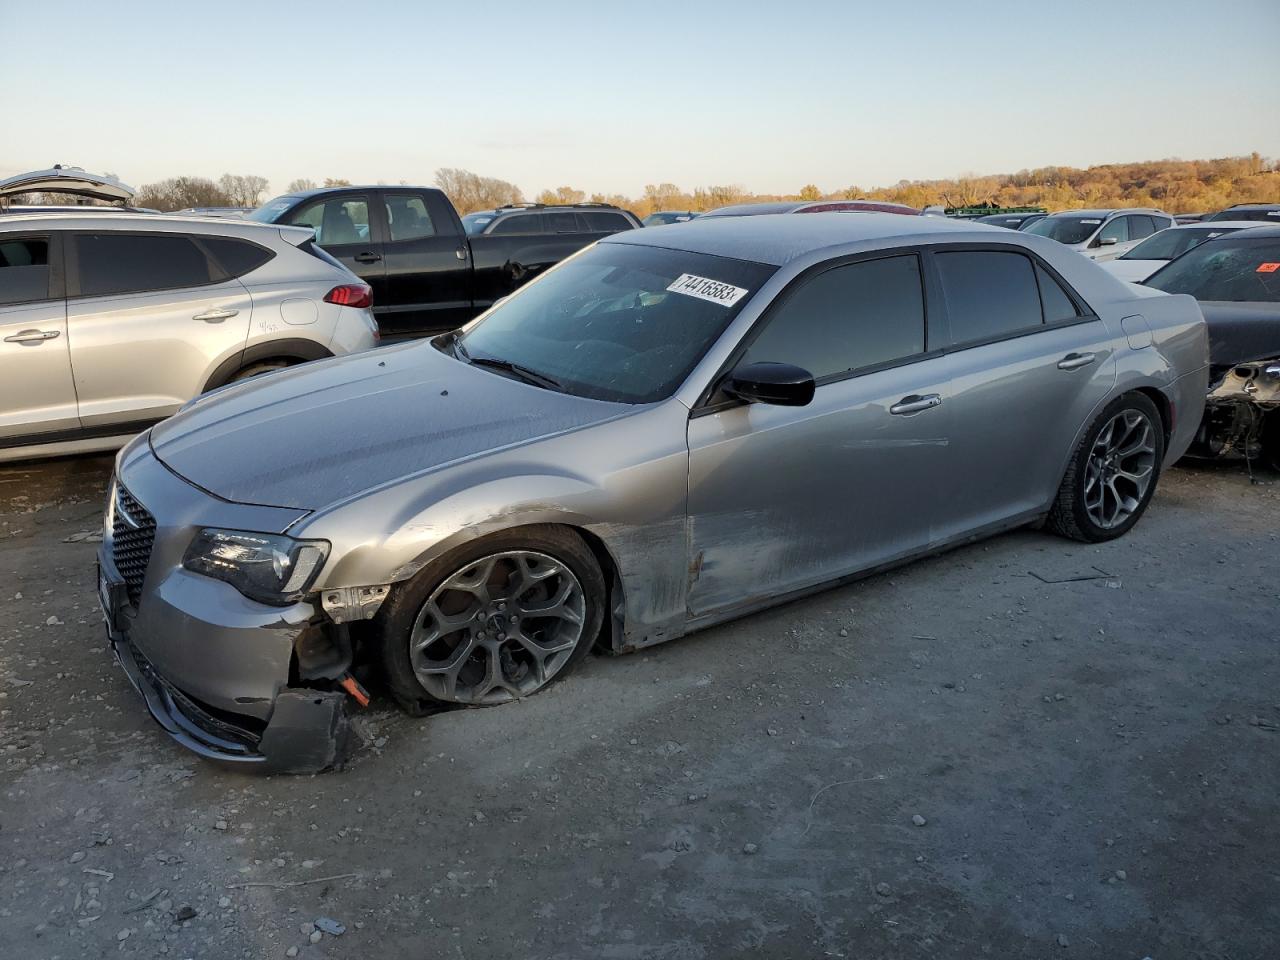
111,482,156,607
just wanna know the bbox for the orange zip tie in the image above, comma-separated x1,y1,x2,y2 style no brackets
339,674,370,708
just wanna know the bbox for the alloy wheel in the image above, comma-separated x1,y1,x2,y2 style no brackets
1083,409,1157,530
409,551,586,704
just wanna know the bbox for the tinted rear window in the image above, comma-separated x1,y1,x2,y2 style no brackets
1207,208,1280,223
201,236,274,278
0,237,51,304
75,233,215,297
582,211,634,232
937,250,1044,344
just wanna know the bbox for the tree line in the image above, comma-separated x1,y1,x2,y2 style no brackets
16,154,1276,217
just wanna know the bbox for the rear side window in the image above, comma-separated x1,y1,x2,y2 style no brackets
200,236,274,279
742,254,926,379
545,211,579,232
1128,216,1157,241
0,237,51,305
582,211,633,232
936,250,1043,344
384,194,436,242
1035,264,1081,323
74,233,215,297
491,214,545,235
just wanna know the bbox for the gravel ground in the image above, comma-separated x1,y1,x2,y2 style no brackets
0,452,1277,959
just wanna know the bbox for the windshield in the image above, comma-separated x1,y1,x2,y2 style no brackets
247,196,296,223
1207,208,1280,223
453,243,775,403
1025,215,1104,245
462,212,495,235
643,212,694,225
1120,226,1241,261
1145,237,1280,302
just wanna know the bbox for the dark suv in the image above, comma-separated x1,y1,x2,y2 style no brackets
461,203,640,236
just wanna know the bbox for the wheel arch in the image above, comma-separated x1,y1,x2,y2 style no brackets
203,338,334,392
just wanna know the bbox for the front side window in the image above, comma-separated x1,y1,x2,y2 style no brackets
454,243,775,403
74,233,214,297
741,255,925,380
1145,237,1280,303
0,237,51,304
1026,215,1105,245
1097,217,1130,245
288,196,370,246
385,195,435,242
936,250,1043,344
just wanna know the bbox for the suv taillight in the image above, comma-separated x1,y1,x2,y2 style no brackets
324,283,373,309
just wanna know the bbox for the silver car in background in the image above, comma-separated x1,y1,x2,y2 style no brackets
0,212,379,461
97,213,1207,771
1026,208,1176,261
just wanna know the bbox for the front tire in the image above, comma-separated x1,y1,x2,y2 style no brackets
379,526,605,712
1047,392,1165,543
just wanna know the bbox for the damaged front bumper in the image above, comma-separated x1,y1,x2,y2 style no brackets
96,434,365,773
99,553,353,773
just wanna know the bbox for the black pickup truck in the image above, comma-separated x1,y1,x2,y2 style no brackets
249,187,641,336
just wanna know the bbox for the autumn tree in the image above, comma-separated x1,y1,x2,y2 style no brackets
434,168,524,214
323,178,352,187
218,174,269,207
134,176,232,211
536,186,586,205
287,178,318,193
798,184,822,201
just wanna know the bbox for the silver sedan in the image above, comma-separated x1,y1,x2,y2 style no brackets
97,213,1208,770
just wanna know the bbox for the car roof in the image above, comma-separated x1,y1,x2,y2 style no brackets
1222,203,1280,210
1203,225,1280,239
0,210,313,240
701,201,806,218
603,211,1001,266
1167,220,1268,230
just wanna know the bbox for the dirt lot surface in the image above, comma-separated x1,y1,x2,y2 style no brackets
0,452,1277,959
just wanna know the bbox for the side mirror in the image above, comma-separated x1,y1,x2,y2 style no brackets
1098,236,1118,246
722,361,815,407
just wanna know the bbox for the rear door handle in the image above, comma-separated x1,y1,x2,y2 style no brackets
354,252,382,263
192,308,239,323
3,328,60,344
889,393,942,415
1057,352,1097,370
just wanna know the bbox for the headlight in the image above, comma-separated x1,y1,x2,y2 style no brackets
182,529,329,605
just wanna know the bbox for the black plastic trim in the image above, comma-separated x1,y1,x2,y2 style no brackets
0,417,162,451
203,338,333,392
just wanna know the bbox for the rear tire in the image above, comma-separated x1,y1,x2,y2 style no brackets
229,359,292,383
379,526,605,714
1047,392,1165,543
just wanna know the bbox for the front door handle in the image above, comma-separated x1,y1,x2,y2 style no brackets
889,393,942,415
455,247,467,261
3,328,61,345
1057,352,1097,370
354,252,382,263
192,308,239,323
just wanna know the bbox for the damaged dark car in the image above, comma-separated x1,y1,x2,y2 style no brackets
1145,227,1280,469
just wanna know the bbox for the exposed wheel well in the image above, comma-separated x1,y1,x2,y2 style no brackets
1133,386,1173,448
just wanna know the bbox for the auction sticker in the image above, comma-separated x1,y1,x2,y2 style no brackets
1257,263,1280,273
667,273,748,307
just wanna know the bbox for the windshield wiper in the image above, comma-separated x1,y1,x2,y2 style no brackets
466,353,565,392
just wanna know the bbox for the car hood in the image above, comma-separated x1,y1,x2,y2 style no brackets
149,342,633,510
1198,301,1280,368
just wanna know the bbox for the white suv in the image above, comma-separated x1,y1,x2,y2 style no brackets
1025,208,1175,261
0,212,379,462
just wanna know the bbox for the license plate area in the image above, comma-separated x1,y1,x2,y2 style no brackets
97,563,128,635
